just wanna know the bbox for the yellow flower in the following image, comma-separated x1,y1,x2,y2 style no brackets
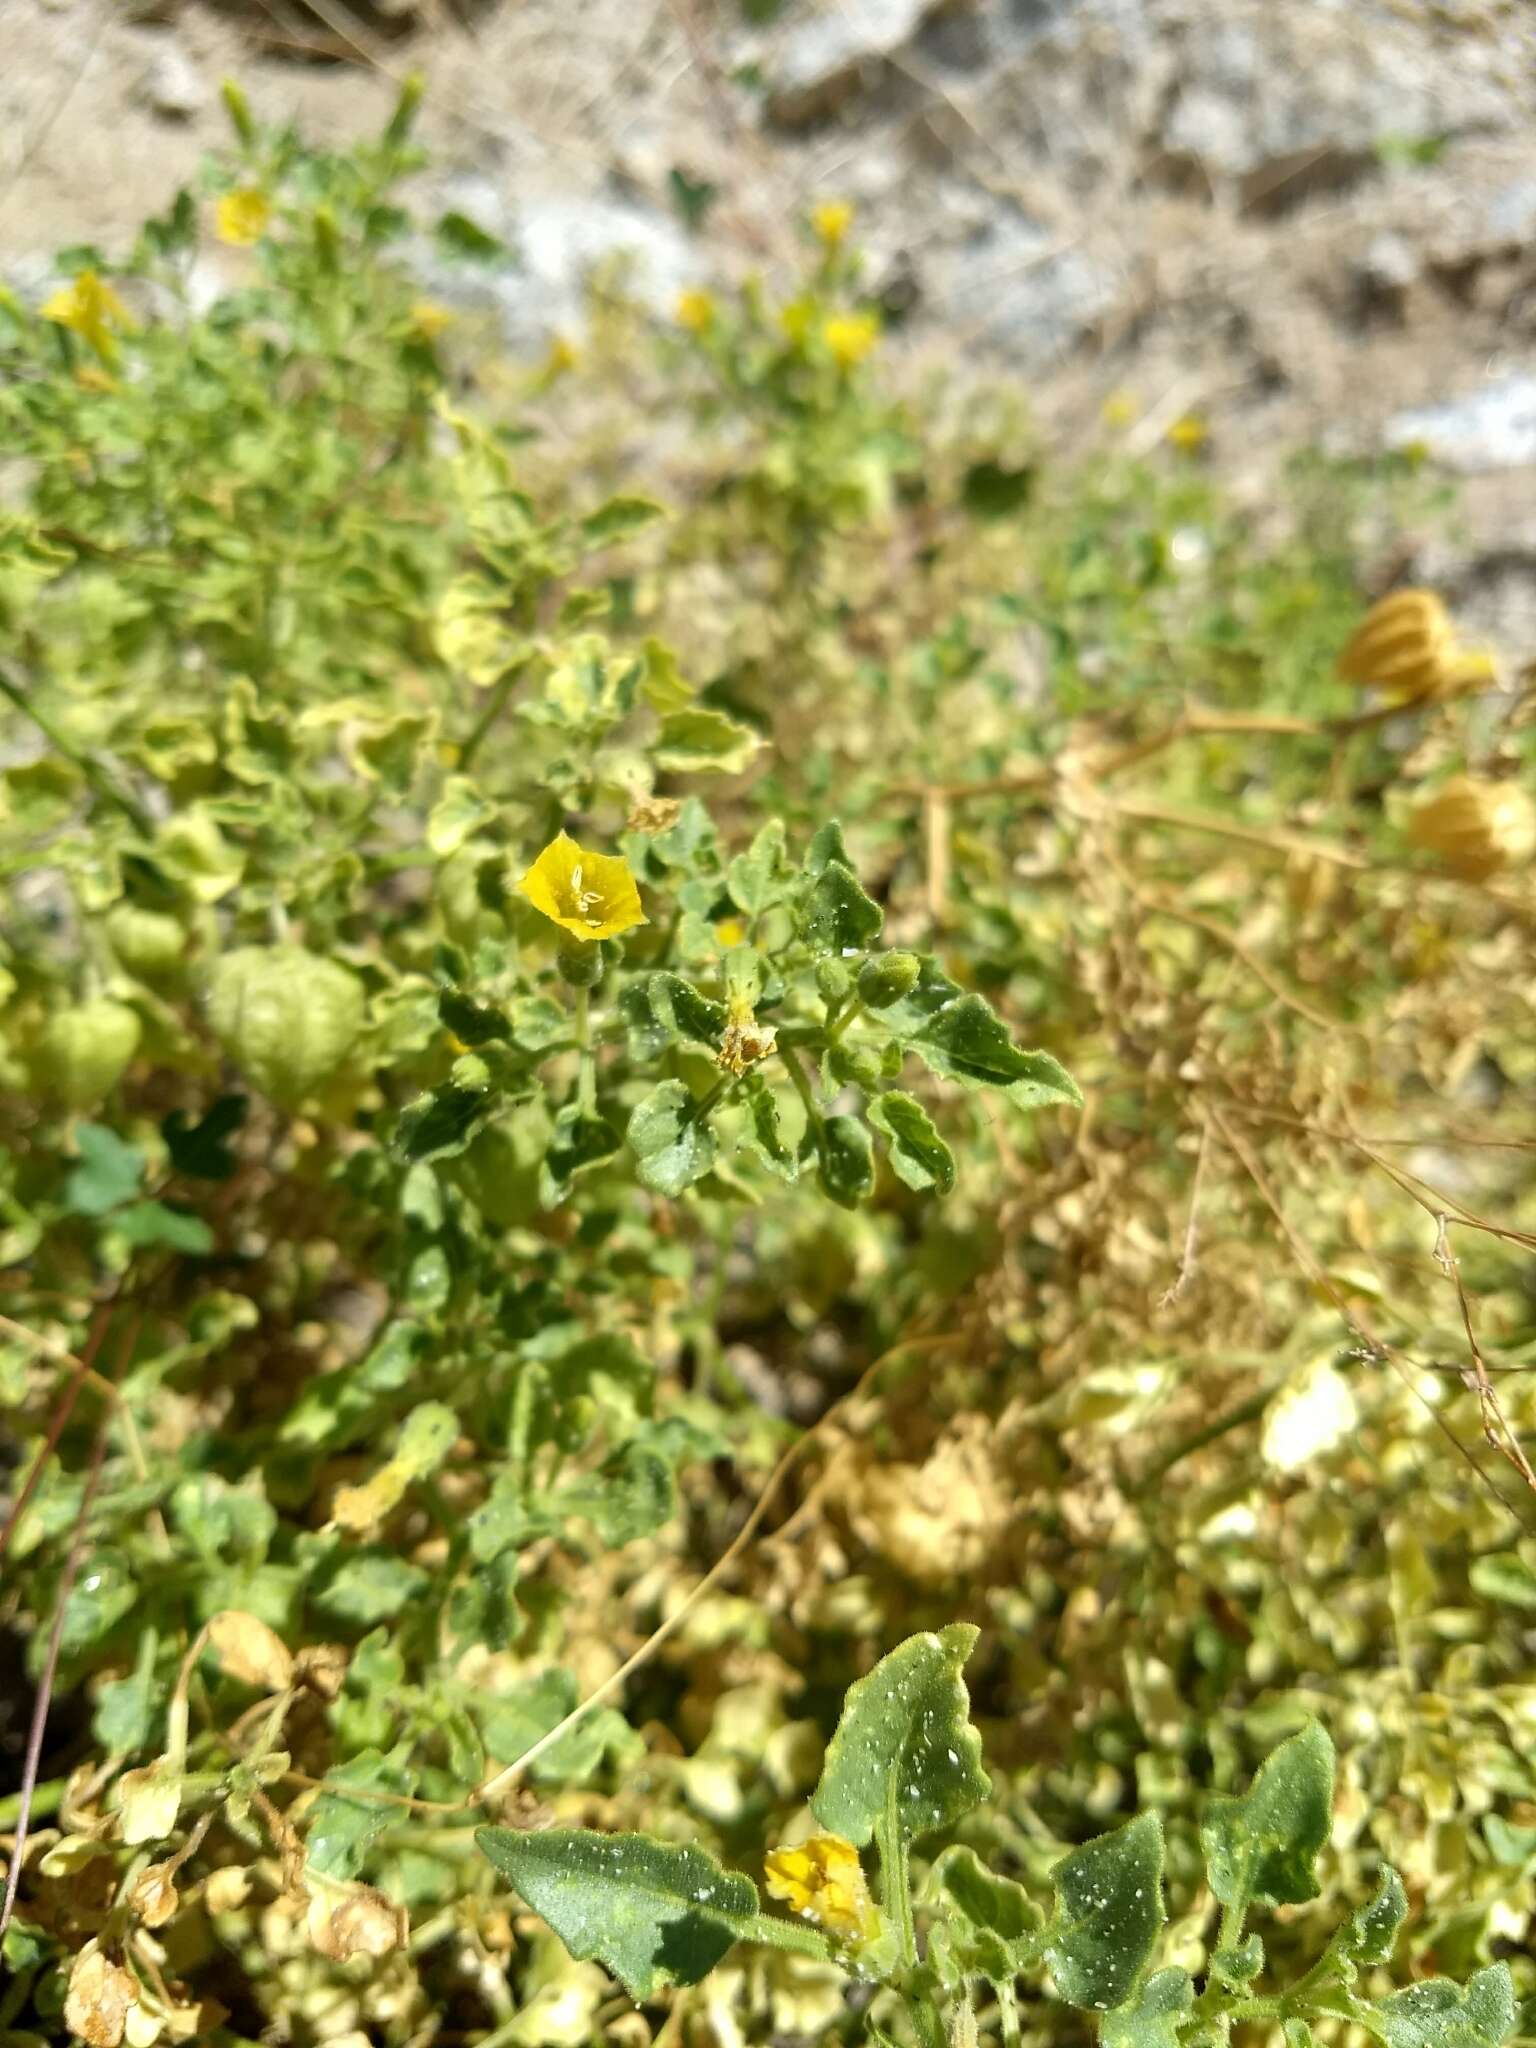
410,299,454,341
1166,412,1208,454
1101,389,1137,428
715,917,746,950
779,296,815,347
1337,589,1497,704
1408,776,1536,881
216,188,272,247
764,1835,880,1944
519,833,647,942
822,312,879,369
676,288,716,334
543,333,578,377
41,271,133,361
812,200,854,248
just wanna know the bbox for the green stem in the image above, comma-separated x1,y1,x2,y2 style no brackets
574,987,596,1114
877,1777,917,1971
742,1913,835,1962
1137,1388,1274,1492
825,1001,868,1046
781,1046,824,1133
0,664,153,836
0,1777,66,1828
457,664,520,772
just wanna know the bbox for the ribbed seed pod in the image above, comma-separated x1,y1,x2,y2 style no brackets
1337,589,1454,700
1408,776,1536,880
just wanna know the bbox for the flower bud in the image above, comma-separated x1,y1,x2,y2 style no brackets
205,946,365,1108
35,999,141,1109
815,958,852,1004
857,949,920,1009
1409,776,1536,880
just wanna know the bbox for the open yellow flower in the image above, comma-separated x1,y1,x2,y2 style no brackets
1166,412,1208,454
519,834,647,942
812,200,854,248
676,288,716,334
217,188,272,247
409,299,454,341
823,312,879,369
41,271,133,361
764,1834,880,1944
1337,589,1497,704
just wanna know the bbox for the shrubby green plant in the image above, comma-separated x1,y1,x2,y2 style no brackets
2,74,1534,2048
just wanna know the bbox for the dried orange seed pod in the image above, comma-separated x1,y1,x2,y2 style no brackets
1408,776,1536,880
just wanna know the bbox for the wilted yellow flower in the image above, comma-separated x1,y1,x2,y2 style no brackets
717,992,777,1075
216,188,271,247
779,296,815,346
41,271,133,361
764,1834,879,1943
626,794,681,835
822,312,879,368
1337,589,1496,703
1408,776,1536,881
812,200,854,247
676,288,716,333
409,298,454,340
1166,412,1207,453
519,833,647,941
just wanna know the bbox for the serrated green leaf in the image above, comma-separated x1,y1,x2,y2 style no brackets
655,707,763,777
933,1844,1041,1973
314,1551,430,1628
907,995,1081,1107
811,1624,989,1848
474,1829,756,2000
628,1080,716,1196
741,1070,797,1181
397,1081,494,1162
1102,1968,1195,2048
1374,1966,1516,2048
868,1091,955,1193
1201,1721,1334,1911
727,819,790,915
439,989,511,1046
64,1125,144,1216
817,1112,874,1208
1336,1867,1407,1968
306,1748,417,1880
1044,1812,1165,2011
800,859,883,953
558,1441,675,1546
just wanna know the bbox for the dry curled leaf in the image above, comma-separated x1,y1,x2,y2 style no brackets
294,1642,349,1700
64,1947,138,2048
208,1609,295,1692
305,1880,406,1961
128,1862,179,1930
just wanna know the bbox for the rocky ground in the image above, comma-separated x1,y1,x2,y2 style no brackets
4,0,1536,637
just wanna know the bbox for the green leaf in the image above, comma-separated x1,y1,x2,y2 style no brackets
314,1552,431,1629
810,1624,990,1849
540,1104,623,1206
1202,1721,1334,1912
655,707,763,777
162,1096,246,1181
93,1628,160,1755
640,637,694,712
397,1081,493,1163
741,1070,797,1181
1375,1967,1516,2048
804,821,852,874
1469,1552,1536,1611
112,1201,214,1254
800,860,883,953
621,974,726,1060
629,1081,717,1197
439,989,512,1047
64,1125,144,1216
474,1829,756,2000
816,1112,874,1208
435,210,508,262
727,819,790,915
908,995,1081,1108
559,1442,675,1546
581,496,665,547
668,166,719,231
1044,1812,1165,2012
307,1748,417,1881
1336,1867,1407,1969
962,459,1036,520
933,1844,1041,1976
868,1091,955,1194
1102,1969,1195,2048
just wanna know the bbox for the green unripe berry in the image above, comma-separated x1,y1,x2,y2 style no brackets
857,950,921,1009
556,937,604,989
105,905,186,980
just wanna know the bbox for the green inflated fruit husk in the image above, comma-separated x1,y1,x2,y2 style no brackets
205,945,366,1108
34,999,143,1109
